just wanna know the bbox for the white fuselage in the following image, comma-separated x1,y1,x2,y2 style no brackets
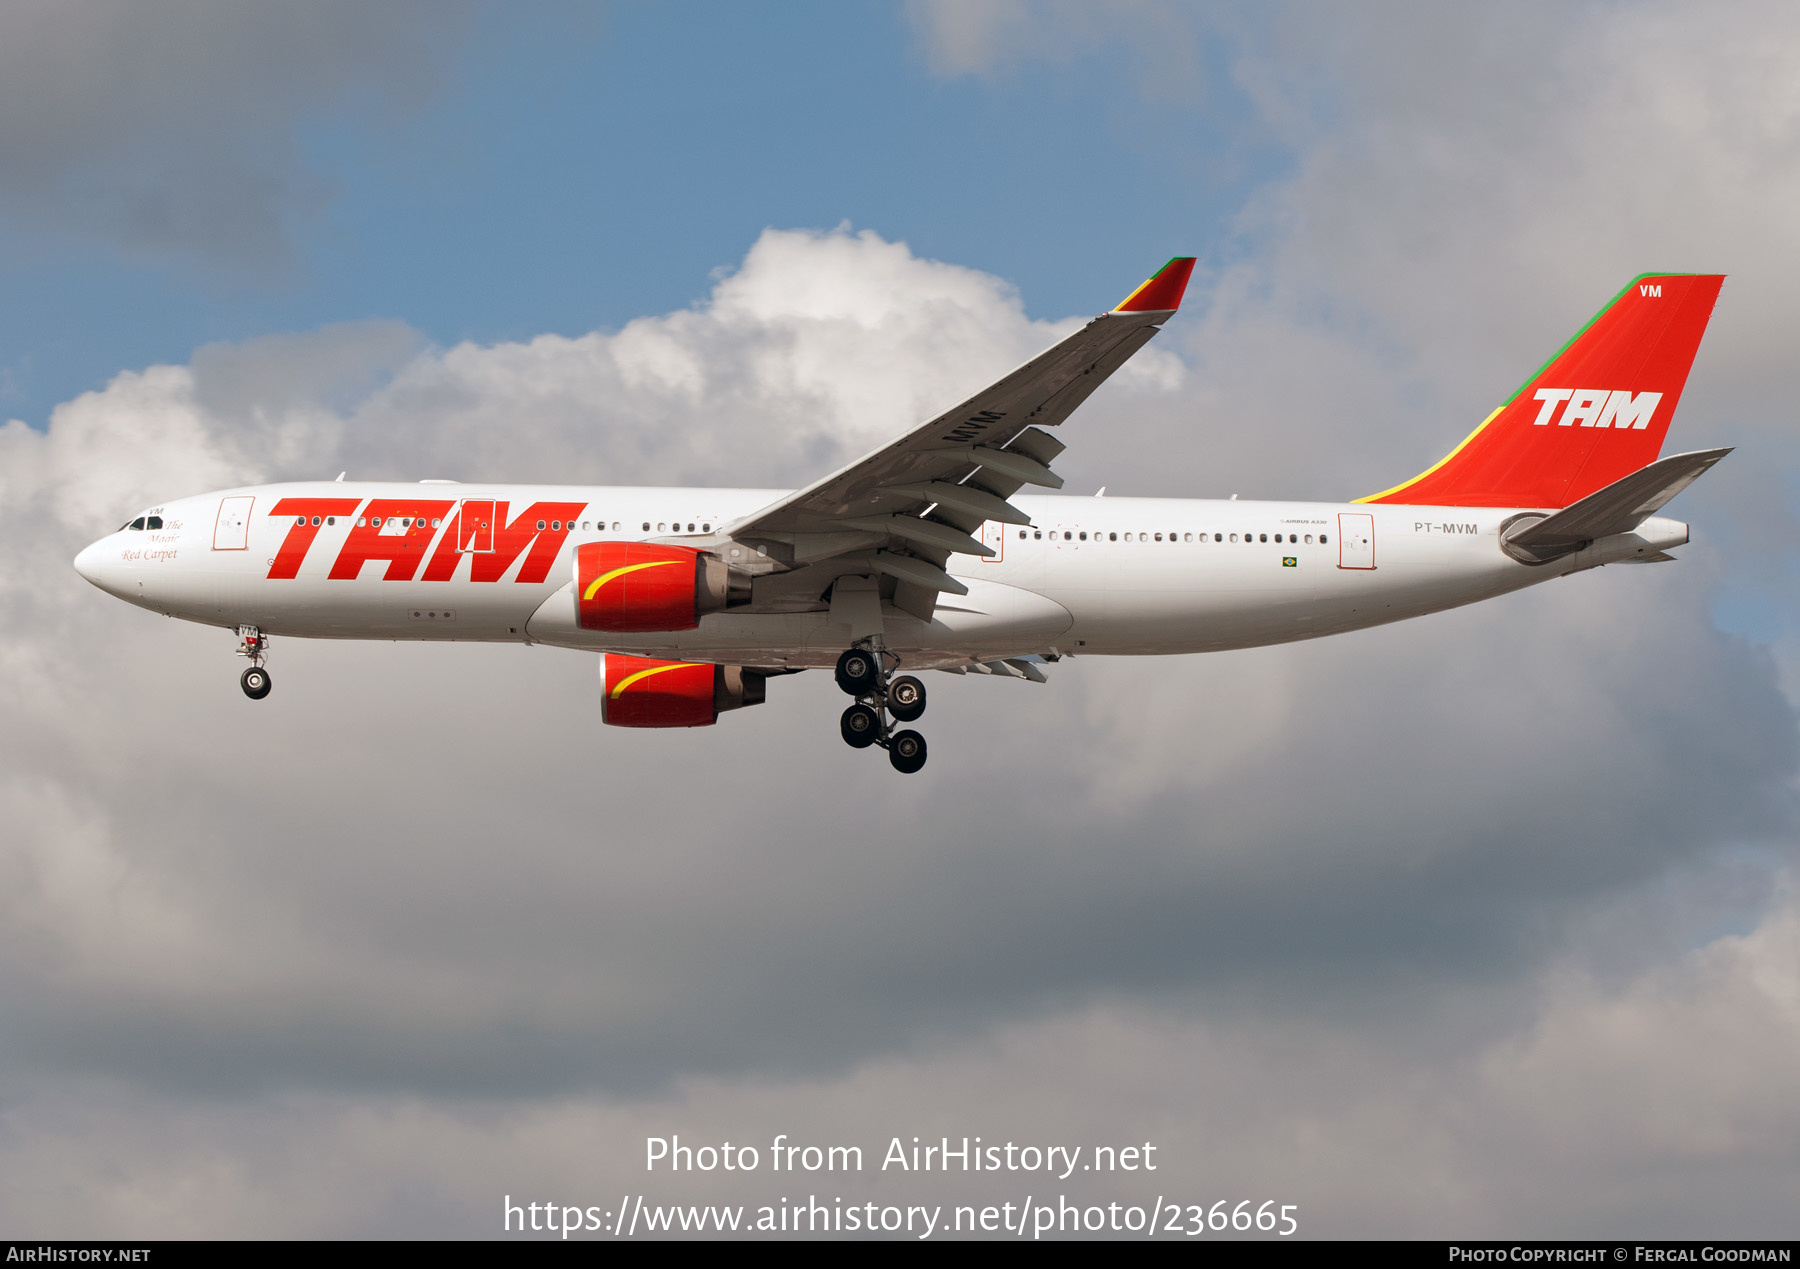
73,481,1689,670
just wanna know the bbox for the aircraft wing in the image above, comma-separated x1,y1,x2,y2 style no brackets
724,257,1195,619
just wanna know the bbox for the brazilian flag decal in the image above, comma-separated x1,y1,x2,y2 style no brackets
1282,556,1297,567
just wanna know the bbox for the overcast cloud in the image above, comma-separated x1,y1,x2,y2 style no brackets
1,0,1797,1240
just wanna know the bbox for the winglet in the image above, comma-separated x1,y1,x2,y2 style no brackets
1113,257,1196,313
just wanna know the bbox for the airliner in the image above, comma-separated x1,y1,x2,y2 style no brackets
74,259,1728,773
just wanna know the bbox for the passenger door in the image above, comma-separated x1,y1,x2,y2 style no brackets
1337,512,1375,569
213,496,253,550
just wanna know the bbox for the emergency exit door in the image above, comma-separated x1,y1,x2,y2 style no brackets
1337,512,1375,569
458,500,495,552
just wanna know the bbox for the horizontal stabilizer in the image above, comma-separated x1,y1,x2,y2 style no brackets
1503,447,1730,558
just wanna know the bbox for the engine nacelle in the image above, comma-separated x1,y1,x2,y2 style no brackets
576,542,730,632
599,654,768,728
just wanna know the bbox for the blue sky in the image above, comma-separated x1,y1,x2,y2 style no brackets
0,2,1277,427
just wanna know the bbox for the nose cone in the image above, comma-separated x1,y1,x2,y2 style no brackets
73,535,121,593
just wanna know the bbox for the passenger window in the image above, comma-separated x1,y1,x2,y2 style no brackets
1259,533,1267,543
1320,534,1328,544
1034,531,1042,539
1064,531,1071,540
1229,533,1238,542
642,522,651,531
1109,532,1117,541
357,517,367,527
1154,533,1163,542
326,517,336,526
537,520,547,531
310,516,321,526
687,523,695,532
1183,533,1192,542
657,522,666,532
1304,534,1313,544
1079,531,1087,540
703,523,711,532
1214,533,1222,542
1019,530,1027,539
295,516,306,527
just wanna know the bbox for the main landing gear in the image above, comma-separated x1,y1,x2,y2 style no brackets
835,646,928,774
236,625,272,700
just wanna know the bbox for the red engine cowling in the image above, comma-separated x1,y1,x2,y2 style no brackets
576,542,729,632
599,654,767,728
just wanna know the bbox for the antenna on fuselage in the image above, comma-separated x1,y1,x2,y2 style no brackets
335,472,346,482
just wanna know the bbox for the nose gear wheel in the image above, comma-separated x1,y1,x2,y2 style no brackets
234,625,272,700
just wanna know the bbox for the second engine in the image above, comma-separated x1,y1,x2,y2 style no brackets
599,653,768,728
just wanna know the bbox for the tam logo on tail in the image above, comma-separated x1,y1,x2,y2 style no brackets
1530,388,1662,430
1359,272,1724,509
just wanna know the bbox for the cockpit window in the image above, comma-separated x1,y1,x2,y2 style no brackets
146,516,163,530
128,517,146,531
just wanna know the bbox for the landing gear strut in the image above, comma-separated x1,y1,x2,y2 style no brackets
834,646,928,773
236,625,272,700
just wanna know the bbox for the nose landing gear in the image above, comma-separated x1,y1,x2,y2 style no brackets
833,646,928,773
236,625,272,700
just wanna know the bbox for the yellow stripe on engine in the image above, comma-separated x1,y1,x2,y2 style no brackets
609,662,695,699
583,558,683,602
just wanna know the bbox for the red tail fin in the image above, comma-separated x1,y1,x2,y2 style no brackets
1359,273,1724,508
